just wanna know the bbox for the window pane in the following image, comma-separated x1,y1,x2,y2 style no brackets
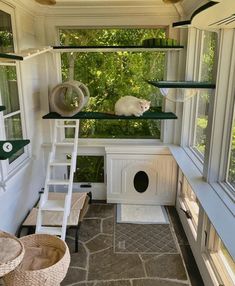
200,31,217,82
59,28,165,139
193,31,217,157
68,156,104,182
228,115,235,189
5,113,23,139
181,177,199,231
4,113,24,163
0,66,20,115
0,10,14,53
220,241,235,276
194,91,209,156
208,223,235,285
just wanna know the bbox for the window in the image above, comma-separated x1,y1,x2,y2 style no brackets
226,104,235,195
178,171,199,235
0,9,27,172
204,217,235,286
0,10,14,53
59,28,166,139
190,31,217,159
71,155,104,183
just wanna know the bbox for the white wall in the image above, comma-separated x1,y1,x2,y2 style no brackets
0,1,46,234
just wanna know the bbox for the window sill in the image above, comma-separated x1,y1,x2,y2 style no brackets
210,182,235,217
77,138,162,146
183,146,204,174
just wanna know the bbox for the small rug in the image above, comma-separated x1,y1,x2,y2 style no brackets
114,223,178,254
116,204,169,224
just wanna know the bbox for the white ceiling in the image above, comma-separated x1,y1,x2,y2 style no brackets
24,0,209,19
33,0,206,12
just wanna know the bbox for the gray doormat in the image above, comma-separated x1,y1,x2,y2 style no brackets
114,223,179,254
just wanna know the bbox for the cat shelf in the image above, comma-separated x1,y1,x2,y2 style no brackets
147,80,216,89
0,106,6,111
0,140,30,160
43,111,177,120
0,47,52,62
52,45,184,53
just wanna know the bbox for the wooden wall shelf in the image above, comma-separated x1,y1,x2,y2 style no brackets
0,106,6,111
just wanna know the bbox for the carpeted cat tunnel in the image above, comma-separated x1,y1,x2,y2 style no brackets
49,80,90,116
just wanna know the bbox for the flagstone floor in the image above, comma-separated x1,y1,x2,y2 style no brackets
62,203,204,286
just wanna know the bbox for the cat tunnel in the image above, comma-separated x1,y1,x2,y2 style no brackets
49,80,90,116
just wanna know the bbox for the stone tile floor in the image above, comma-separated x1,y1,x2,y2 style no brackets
62,203,204,286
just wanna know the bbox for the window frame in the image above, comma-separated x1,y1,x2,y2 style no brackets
0,4,29,180
203,29,235,211
178,170,199,238
202,215,235,286
56,26,176,143
182,28,218,172
222,97,235,198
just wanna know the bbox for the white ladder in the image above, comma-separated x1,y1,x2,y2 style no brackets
36,119,79,240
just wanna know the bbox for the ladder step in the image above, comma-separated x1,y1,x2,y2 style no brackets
41,200,65,211
55,142,74,147
56,124,77,128
37,226,62,236
50,160,72,166
47,179,70,185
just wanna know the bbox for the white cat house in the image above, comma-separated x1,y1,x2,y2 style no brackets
105,146,177,205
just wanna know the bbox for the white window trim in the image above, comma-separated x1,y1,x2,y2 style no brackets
0,3,29,181
181,28,218,174
204,29,235,206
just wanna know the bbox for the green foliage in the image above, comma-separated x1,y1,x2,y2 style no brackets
228,124,235,187
0,11,14,53
69,156,104,182
59,28,166,139
0,31,14,53
195,117,208,155
201,32,217,82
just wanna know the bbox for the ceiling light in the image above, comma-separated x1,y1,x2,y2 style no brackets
163,0,183,4
35,0,56,5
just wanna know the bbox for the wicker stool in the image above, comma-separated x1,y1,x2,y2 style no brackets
4,234,70,286
0,232,25,277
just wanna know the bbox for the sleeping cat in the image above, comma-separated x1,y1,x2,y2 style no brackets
115,96,151,117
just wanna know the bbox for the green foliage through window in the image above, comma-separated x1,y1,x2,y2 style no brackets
0,10,14,53
193,31,217,157
59,28,166,139
228,119,235,189
68,156,104,183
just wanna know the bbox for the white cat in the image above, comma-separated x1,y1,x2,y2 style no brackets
114,96,151,117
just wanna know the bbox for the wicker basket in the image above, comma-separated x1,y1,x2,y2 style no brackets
4,234,70,286
0,231,25,277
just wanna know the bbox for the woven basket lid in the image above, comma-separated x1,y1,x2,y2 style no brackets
0,231,25,277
